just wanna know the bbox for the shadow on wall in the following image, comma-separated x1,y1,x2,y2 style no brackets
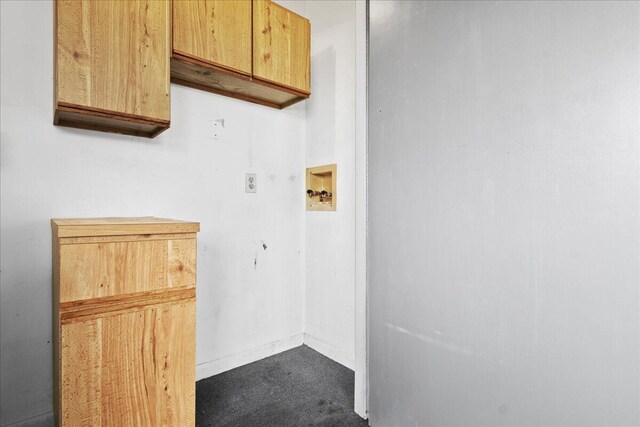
306,46,336,162
0,219,55,427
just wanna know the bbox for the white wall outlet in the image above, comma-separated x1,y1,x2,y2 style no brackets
245,173,257,193
212,119,225,140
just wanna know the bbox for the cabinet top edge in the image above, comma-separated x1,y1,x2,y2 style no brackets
51,217,200,237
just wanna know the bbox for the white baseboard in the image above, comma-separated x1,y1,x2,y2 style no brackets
2,411,53,427
304,333,355,370
196,333,305,381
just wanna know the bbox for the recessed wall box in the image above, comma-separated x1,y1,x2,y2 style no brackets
306,164,337,211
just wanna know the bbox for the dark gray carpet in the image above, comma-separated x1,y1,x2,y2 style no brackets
196,345,369,427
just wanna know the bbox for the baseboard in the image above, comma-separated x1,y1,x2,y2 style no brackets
2,411,53,427
196,333,305,381
304,333,355,370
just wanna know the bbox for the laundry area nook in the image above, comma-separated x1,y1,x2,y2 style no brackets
1,1,639,427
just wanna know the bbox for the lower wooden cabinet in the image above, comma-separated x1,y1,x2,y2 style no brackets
52,217,200,426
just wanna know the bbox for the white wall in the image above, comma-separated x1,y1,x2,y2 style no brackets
368,1,639,426
0,1,308,425
303,1,357,369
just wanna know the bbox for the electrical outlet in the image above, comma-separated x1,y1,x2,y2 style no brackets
245,173,257,193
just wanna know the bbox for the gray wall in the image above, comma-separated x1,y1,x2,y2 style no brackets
368,1,639,426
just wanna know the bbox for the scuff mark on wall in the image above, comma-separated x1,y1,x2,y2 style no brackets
383,322,508,366
383,322,475,358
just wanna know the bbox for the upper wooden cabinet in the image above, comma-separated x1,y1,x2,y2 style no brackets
171,0,311,109
173,0,252,76
53,0,309,138
253,0,311,94
54,0,171,138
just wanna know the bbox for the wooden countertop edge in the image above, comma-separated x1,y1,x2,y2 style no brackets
51,217,201,238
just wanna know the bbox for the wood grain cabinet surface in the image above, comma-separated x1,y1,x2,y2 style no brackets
52,217,200,426
252,0,311,94
172,0,252,76
54,0,171,138
171,0,310,109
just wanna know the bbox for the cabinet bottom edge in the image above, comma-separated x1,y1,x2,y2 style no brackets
54,105,169,138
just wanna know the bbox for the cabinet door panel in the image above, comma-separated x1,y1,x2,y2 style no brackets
60,317,102,426
253,0,310,93
60,302,196,426
173,0,252,75
56,0,170,121
59,239,196,302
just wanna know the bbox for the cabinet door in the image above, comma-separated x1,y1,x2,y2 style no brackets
59,238,196,303
173,0,252,75
60,302,196,426
253,0,310,93
56,0,170,121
